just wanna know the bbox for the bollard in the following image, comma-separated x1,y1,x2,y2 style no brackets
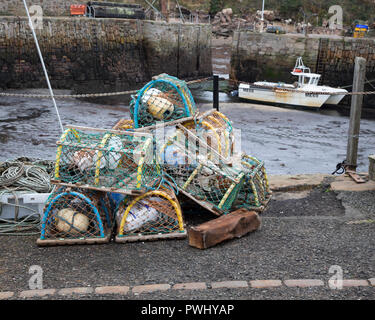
213,75,219,111
346,57,366,171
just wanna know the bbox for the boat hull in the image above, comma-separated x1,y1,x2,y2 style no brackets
324,91,347,105
238,84,329,108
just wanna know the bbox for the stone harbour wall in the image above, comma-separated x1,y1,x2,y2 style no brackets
230,32,319,84
0,17,212,93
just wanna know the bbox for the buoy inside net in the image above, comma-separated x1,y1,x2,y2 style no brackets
130,74,197,128
116,189,184,236
39,187,113,241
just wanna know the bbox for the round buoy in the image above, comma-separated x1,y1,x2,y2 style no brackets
55,208,89,234
142,88,175,120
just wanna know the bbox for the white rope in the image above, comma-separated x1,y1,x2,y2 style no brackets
22,0,64,134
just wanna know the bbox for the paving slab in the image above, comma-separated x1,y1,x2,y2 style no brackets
331,179,375,192
268,174,328,192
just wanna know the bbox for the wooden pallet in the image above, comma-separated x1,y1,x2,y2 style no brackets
115,230,187,243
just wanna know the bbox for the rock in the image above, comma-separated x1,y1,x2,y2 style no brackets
222,8,233,16
256,10,275,21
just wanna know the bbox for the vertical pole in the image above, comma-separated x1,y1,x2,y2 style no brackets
346,57,366,171
260,0,265,33
22,0,64,134
213,75,219,111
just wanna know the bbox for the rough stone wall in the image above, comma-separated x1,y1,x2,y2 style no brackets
143,21,212,79
321,37,375,87
230,32,375,106
230,32,320,84
0,17,212,93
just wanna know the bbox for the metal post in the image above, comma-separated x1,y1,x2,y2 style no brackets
22,0,64,133
213,75,219,111
346,57,366,171
260,0,265,33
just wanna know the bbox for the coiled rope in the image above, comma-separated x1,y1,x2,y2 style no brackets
0,159,54,235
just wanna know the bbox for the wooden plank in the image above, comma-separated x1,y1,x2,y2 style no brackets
36,235,111,247
66,125,152,137
346,57,366,170
369,155,375,182
115,231,187,243
188,209,261,249
51,180,143,196
346,170,367,184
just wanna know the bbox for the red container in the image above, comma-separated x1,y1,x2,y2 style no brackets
70,4,87,16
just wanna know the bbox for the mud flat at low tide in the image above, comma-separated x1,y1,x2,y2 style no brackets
1,91,375,176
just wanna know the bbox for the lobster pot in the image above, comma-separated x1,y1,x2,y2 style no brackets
112,119,134,131
183,110,234,159
37,187,114,246
130,73,197,128
233,154,272,212
157,130,246,216
115,189,186,242
54,127,160,194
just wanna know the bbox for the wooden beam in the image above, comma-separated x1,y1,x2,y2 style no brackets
115,230,187,243
346,57,366,170
36,235,111,247
188,209,261,249
369,155,375,182
66,125,152,137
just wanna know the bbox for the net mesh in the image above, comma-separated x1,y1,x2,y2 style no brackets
157,127,246,215
130,74,197,128
54,127,160,194
234,154,272,211
116,188,184,237
183,110,234,159
40,186,113,240
112,119,134,131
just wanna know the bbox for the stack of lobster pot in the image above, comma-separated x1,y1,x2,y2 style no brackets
37,73,271,246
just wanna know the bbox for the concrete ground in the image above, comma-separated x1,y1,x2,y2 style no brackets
0,174,374,300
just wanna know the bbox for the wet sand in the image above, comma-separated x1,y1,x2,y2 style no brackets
1,90,374,175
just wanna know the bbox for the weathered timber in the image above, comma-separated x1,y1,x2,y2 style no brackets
188,209,261,249
369,155,375,181
346,57,366,170
115,231,187,243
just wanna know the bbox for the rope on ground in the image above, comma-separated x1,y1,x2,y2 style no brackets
0,158,54,235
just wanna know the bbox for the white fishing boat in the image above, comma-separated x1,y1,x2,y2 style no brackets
237,57,348,108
